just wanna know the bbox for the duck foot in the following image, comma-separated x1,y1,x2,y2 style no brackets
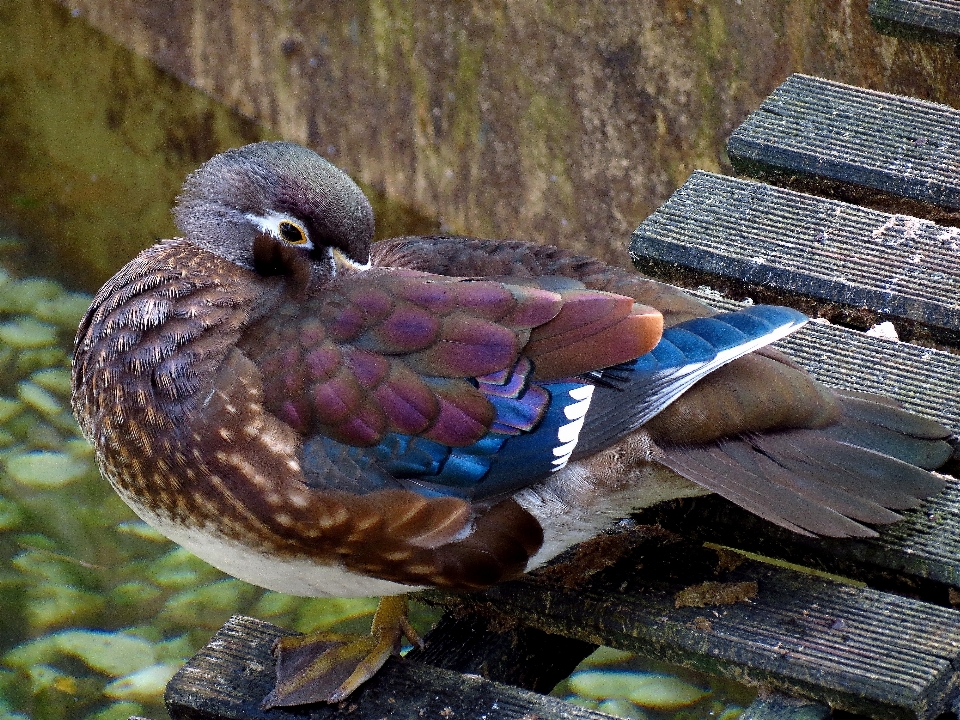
262,595,421,708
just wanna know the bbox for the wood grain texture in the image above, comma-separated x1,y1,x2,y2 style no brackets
726,74,960,215
428,536,960,720
683,289,960,436
631,171,960,339
870,0,960,41
165,614,617,720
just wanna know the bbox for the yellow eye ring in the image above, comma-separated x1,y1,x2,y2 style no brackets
278,220,308,245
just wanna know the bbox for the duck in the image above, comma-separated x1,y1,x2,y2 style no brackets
71,141,953,708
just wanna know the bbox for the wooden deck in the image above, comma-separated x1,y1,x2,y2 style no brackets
726,74,960,222
869,0,960,44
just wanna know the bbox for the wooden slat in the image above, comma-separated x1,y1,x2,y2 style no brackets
774,320,960,432
725,74,960,216
165,615,617,720
739,693,831,720
683,288,960,436
631,171,960,341
636,483,960,601
869,0,960,42
408,611,595,693
769,315,960,586
428,537,960,720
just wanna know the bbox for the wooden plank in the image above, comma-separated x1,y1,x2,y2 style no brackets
772,316,960,433
631,171,960,343
635,485,960,605
165,615,617,720
682,288,960,437
408,611,595,693
768,307,960,586
739,694,831,720
869,0,960,43
725,74,960,218
427,536,960,720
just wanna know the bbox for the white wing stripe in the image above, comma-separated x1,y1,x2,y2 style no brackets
564,398,592,420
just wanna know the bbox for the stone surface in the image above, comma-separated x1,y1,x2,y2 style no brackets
52,0,960,273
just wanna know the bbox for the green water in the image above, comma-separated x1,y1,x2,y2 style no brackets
0,253,429,719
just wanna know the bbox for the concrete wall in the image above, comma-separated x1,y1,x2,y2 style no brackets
47,0,960,270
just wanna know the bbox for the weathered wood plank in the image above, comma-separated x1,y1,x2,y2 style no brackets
769,313,960,584
636,484,960,605
427,536,960,720
869,0,960,43
408,611,595,693
739,694,831,720
682,288,960,437
165,615,616,720
631,171,960,343
725,74,960,217
772,318,960,433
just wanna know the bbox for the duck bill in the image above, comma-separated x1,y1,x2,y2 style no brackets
330,247,372,274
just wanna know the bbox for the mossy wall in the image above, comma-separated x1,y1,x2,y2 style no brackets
0,0,269,291
38,0,960,272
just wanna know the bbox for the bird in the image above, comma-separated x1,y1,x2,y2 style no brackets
72,141,954,708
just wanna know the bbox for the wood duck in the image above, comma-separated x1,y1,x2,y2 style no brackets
72,141,953,708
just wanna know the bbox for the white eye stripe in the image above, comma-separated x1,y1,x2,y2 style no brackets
245,211,314,250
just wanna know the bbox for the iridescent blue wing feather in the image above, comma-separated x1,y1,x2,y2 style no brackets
300,305,807,501
571,304,808,460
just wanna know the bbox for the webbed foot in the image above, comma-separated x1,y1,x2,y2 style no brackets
262,595,420,708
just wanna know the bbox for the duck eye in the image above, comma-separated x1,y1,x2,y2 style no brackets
278,220,308,245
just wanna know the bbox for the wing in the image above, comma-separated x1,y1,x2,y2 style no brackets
655,399,951,538
297,304,811,502
376,236,953,543
573,305,809,458
238,267,662,496
372,235,719,326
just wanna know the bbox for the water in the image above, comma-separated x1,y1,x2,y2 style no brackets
0,2,754,718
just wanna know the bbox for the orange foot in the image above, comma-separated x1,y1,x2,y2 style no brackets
262,595,421,708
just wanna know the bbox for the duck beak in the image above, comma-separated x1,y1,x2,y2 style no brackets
330,247,372,274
